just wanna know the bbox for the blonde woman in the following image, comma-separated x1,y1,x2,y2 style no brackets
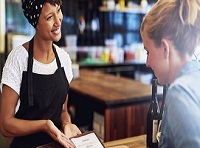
140,0,200,147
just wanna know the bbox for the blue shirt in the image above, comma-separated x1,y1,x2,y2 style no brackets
159,61,200,148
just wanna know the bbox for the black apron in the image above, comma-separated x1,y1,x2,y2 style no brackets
10,38,69,148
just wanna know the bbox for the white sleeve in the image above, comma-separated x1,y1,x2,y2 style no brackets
1,46,27,95
64,53,73,83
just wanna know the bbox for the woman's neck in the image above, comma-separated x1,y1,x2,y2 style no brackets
168,51,191,84
33,36,55,64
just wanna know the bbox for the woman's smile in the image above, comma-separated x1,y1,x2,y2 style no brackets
52,27,61,35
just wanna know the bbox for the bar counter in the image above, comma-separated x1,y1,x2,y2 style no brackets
104,135,146,148
69,69,163,141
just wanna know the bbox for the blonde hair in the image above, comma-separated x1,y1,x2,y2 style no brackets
140,0,200,56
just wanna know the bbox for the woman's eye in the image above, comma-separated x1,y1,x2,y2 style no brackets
58,7,61,13
47,16,52,20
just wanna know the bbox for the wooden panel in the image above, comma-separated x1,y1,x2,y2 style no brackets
104,102,149,142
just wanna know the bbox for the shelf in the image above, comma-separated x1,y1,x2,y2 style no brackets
99,6,148,14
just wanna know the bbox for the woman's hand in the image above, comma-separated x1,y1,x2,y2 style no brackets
44,120,75,148
62,122,82,138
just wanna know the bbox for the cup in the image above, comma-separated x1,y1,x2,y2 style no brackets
107,0,115,10
72,64,79,79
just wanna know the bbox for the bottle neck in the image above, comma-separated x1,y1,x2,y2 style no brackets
150,79,160,114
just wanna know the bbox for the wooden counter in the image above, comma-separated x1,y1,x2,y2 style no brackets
68,69,162,142
70,69,155,106
104,135,146,148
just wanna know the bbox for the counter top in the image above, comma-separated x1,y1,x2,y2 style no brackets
33,134,146,148
70,69,160,107
104,135,146,148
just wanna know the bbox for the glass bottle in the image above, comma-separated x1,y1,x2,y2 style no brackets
147,78,160,148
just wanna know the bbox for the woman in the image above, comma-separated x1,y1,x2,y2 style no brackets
0,0,81,147
140,0,200,147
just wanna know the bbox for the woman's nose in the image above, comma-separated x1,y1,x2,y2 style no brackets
54,14,62,26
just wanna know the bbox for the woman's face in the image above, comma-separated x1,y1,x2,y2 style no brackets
36,2,63,42
141,29,169,85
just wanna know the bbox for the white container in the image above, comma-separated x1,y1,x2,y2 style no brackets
118,48,124,63
140,0,148,8
107,0,115,10
72,64,79,79
63,46,78,63
65,35,77,47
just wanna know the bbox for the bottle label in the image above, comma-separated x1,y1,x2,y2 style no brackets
152,120,158,143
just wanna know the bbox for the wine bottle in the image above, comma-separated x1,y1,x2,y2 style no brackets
147,79,160,148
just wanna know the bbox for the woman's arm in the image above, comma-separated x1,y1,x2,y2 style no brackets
61,95,72,126
0,85,48,137
61,95,81,138
0,85,75,147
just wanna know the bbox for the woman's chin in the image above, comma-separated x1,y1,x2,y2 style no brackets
53,36,61,42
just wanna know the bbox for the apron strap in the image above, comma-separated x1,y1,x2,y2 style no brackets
27,39,62,106
52,44,61,68
28,38,34,106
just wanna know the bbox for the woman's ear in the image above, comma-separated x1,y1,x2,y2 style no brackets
161,38,170,59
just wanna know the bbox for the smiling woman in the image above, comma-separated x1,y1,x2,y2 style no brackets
0,0,81,147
